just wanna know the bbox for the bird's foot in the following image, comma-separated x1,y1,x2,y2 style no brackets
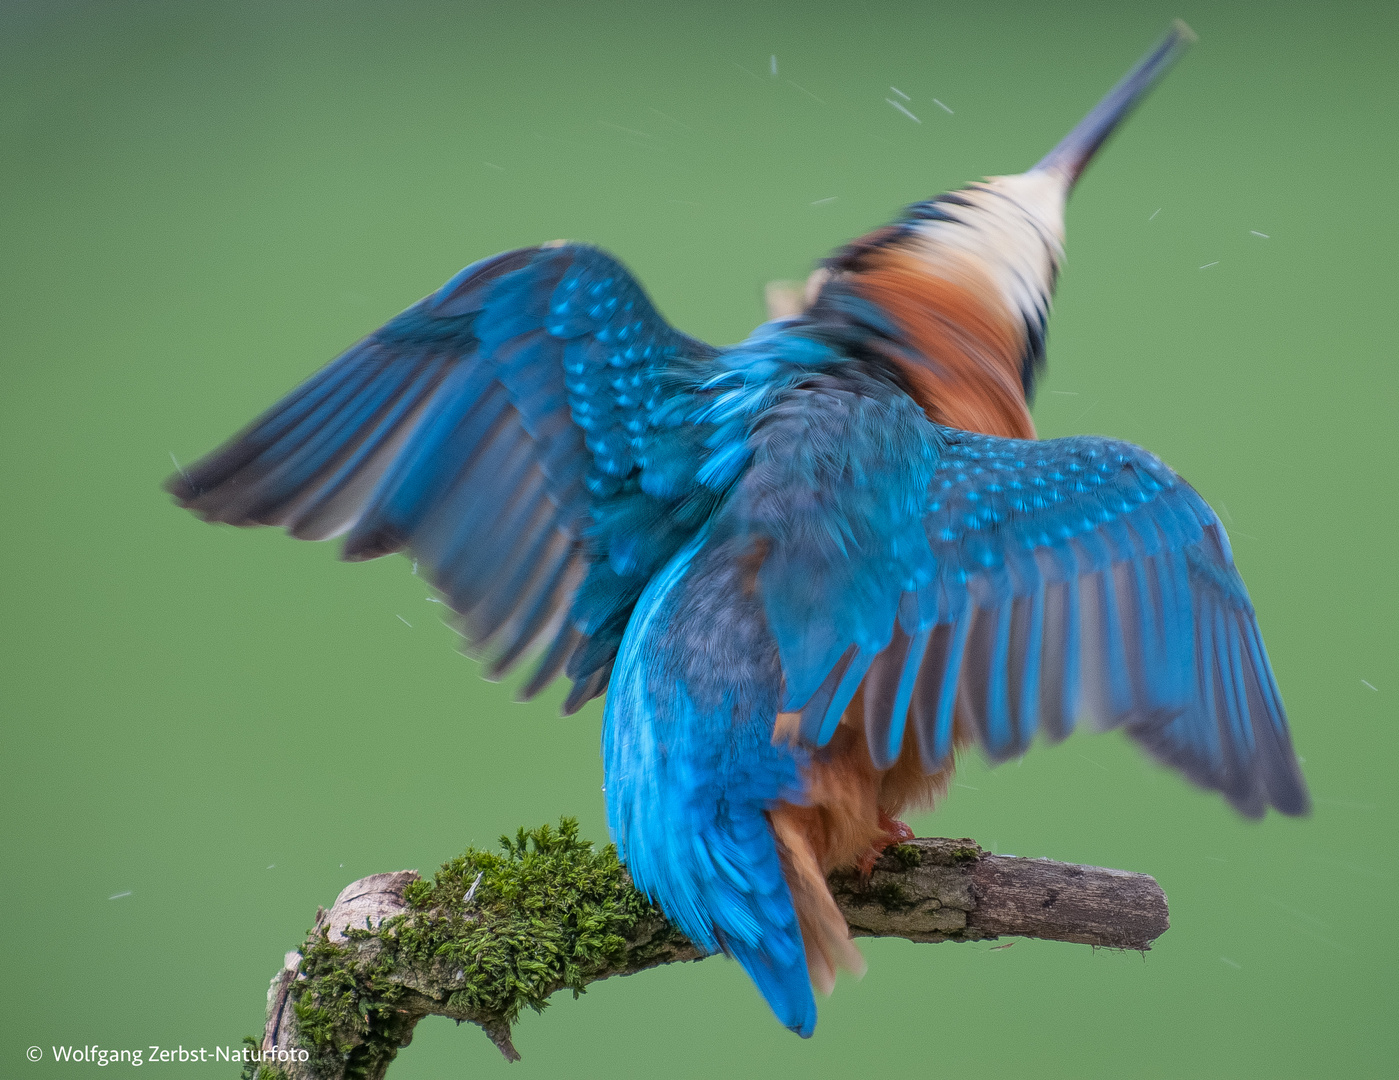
856,813,916,879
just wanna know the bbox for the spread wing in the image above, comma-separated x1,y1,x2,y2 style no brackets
167,243,719,709
737,389,1307,818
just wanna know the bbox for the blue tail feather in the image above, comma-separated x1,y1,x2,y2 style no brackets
604,534,819,1036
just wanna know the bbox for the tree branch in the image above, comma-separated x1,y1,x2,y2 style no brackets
241,826,1167,1080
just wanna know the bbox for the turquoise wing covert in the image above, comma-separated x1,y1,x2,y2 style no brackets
166,244,719,708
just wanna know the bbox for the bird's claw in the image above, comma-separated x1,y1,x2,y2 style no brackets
856,813,916,879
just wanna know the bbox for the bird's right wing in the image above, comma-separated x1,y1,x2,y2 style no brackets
167,243,719,709
725,380,1307,818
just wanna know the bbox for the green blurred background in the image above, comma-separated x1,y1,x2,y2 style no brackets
3,0,1395,1076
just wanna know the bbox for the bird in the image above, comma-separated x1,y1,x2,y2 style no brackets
166,20,1307,1039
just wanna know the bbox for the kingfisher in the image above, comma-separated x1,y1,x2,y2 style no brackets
167,21,1307,1037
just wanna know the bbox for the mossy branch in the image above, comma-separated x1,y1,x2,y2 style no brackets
243,819,1167,1080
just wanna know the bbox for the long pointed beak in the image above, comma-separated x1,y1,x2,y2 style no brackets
1034,20,1196,187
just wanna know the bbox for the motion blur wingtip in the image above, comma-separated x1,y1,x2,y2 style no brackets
1171,18,1199,45
1276,775,1312,817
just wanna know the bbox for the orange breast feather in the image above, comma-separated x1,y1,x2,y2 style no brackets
851,246,1036,440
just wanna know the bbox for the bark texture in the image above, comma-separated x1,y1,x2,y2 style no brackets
247,836,1167,1080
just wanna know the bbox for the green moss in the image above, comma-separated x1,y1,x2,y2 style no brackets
290,928,408,1080
238,1035,291,1080
865,877,915,910
397,817,656,1023
278,818,664,1075
237,1038,266,1080
889,844,922,869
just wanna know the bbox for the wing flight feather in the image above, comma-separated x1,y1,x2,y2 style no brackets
167,243,718,702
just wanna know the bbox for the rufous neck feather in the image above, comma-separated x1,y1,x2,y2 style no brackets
825,170,1070,438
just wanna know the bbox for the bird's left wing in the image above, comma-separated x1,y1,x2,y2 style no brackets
167,243,719,708
734,390,1307,817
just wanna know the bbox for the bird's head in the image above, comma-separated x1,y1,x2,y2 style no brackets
924,19,1198,330
807,21,1196,438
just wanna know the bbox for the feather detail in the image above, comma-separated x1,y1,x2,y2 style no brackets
845,245,1036,438
823,169,1069,408
770,806,866,995
167,242,721,700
